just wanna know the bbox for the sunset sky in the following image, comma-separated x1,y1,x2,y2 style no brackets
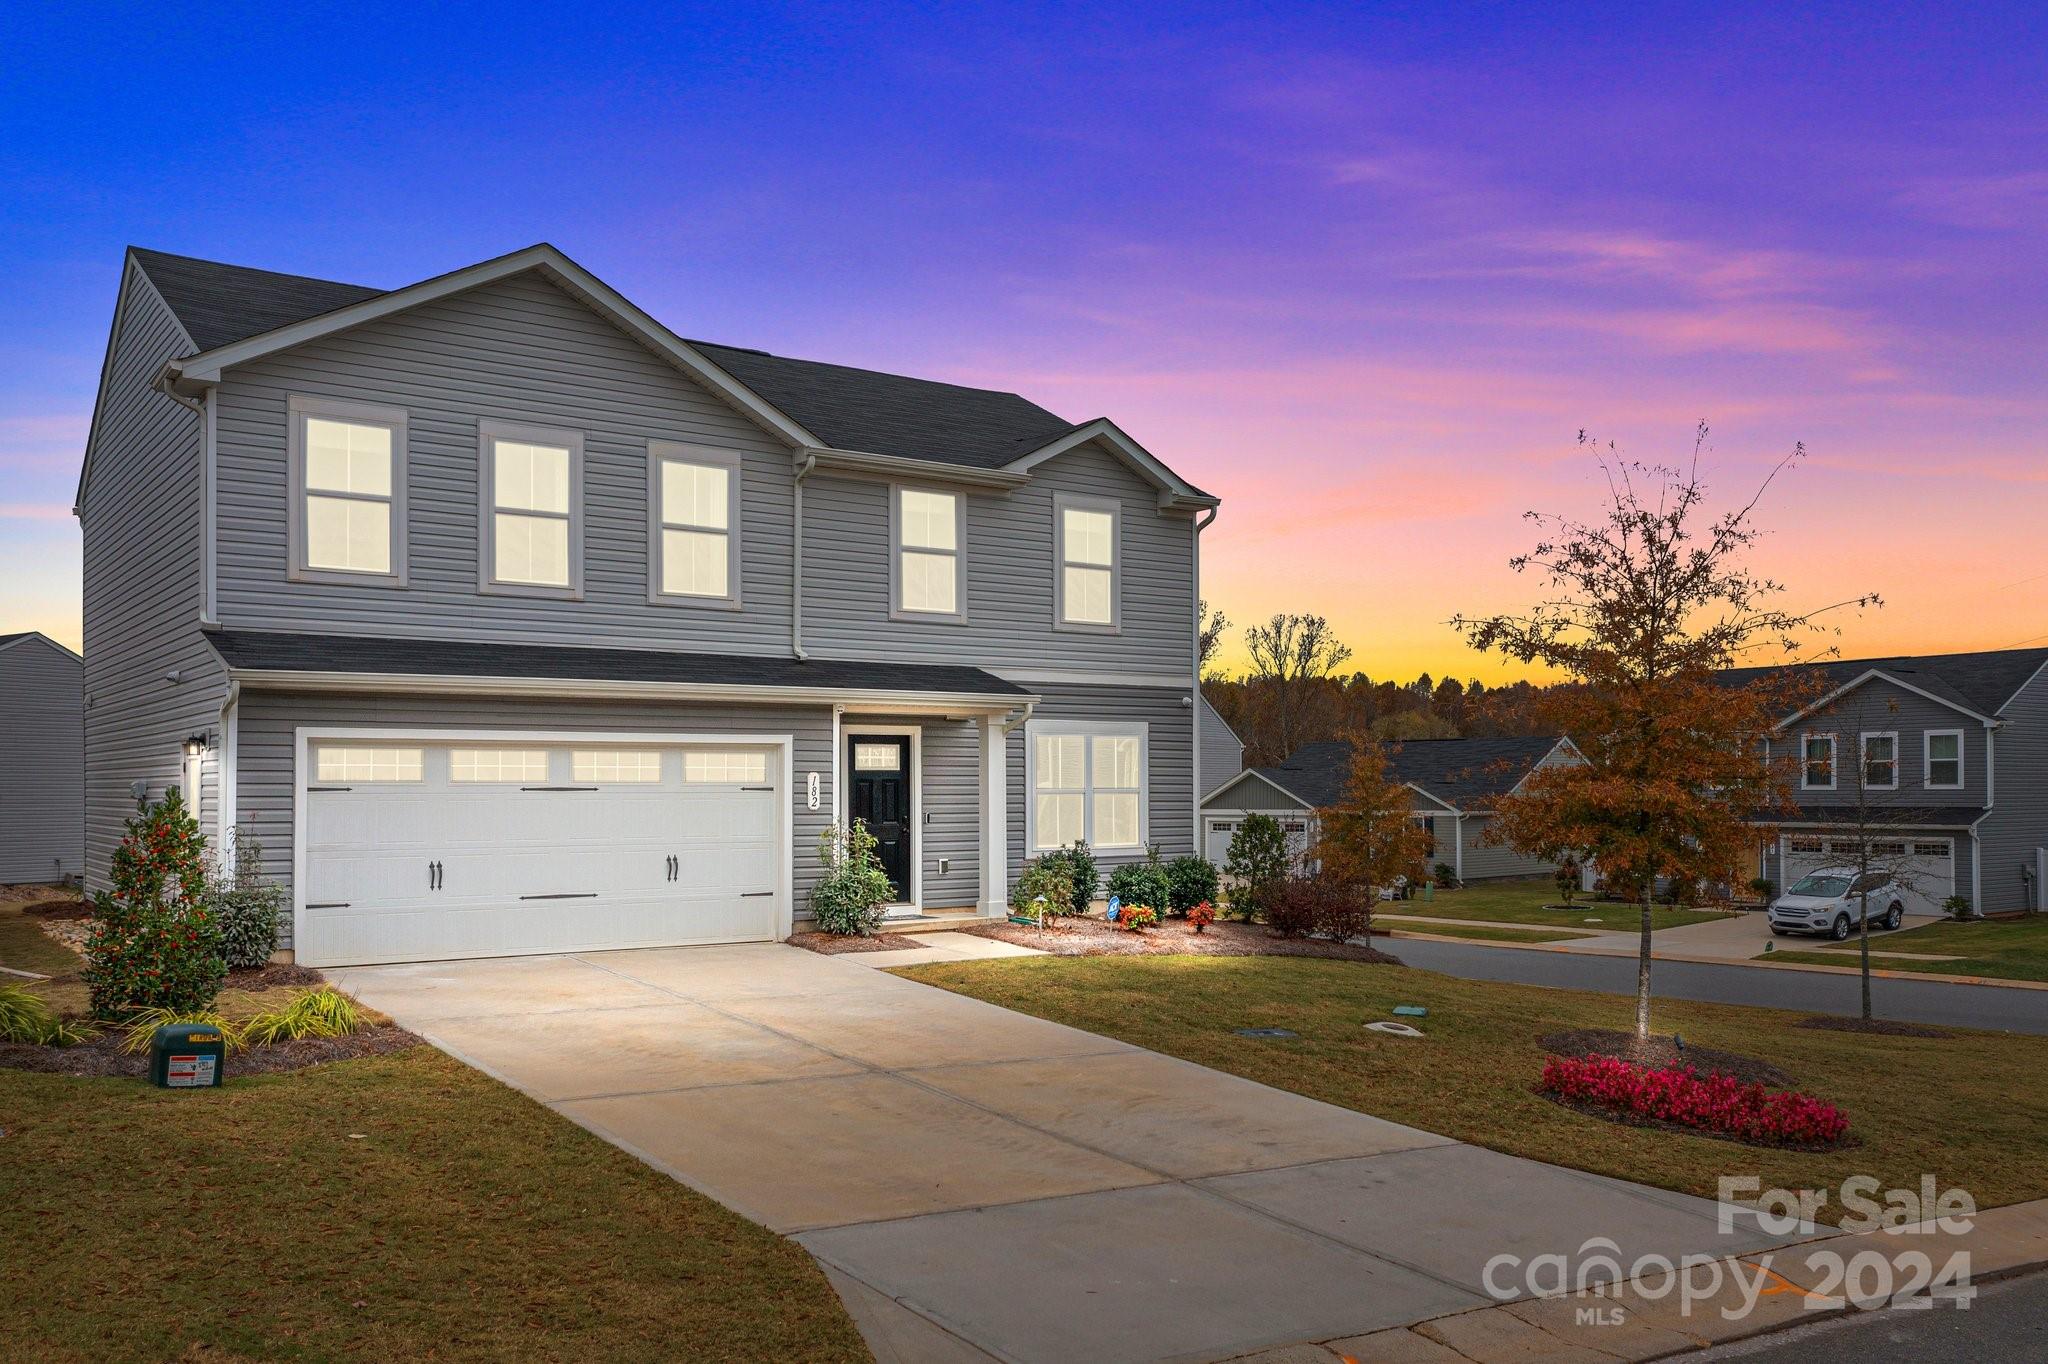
4,4,2044,680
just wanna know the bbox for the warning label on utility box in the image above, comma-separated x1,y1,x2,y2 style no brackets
166,1054,217,1087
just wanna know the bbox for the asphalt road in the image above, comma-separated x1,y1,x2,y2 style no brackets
1385,938,2048,1034
1695,1267,2048,1361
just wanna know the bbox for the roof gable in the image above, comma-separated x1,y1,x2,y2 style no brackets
1247,735,1574,811
1722,647,2048,720
0,630,82,664
1200,768,1314,811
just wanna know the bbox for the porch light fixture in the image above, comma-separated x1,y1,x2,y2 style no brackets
183,733,211,759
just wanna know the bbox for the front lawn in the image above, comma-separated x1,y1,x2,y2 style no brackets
1383,878,1731,931
0,1048,867,1362
1762,915,2048,984
897,954,2048,1222
0,893,87,977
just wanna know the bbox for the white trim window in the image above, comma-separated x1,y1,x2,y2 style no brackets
480,420,582,595
649,443,740,605
1029,722,1147,852
1860,732,1899,791
314,746,423,783
1055,495,1120,631
450,749,550,783
1924,730,1964,790
1800,733,1836,791
288,396,406,582
891,486,964,620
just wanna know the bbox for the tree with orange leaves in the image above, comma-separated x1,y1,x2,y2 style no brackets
1456,426,1871,1039
1315,737,1433,918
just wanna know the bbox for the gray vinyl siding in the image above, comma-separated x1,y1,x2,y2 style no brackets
0,639,85,882
1198,693,1244,789
1977,663,2048,911
79,262,229,890
1203,771,1308,814
800,442,1198,675
1457,814,1560,881
1008,682,1196,877
212,272,797,653
841,712,982,909
1780,681,1989,811
231,688,837,949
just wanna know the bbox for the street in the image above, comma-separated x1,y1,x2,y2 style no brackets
1695,1267,2048,1361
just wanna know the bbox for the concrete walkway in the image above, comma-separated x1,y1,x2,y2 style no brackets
331,943,1788,1363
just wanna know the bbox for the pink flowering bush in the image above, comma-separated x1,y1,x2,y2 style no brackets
1541,1054,1849,1147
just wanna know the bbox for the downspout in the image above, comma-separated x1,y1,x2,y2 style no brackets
791,453,817,659
1002,700,1037,736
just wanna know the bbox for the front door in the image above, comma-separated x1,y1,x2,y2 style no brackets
848,736,912,902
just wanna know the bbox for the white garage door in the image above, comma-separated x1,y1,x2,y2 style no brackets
301,737,783,966
1205,815,1313,866
1783,836,1953,916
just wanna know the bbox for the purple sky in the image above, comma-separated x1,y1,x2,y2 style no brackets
4,3,2044,676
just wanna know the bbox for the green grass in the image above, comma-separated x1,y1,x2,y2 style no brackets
1383,878,1731,931
1760,916,2048,983
1385,922,1597,944
0,1048,867,1363
896,955,2048,1223
0,897,86,977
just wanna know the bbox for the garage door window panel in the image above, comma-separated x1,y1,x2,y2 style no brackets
315,746,423,783
481,422,582,596
450,749,551,783
572,750,663,783
684,750,768,784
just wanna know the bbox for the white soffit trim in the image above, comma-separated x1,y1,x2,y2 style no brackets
1005,418,1218,510
164,244,820,451
227,666,1034,711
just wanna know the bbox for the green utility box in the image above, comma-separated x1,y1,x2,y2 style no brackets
149,1023,226,1089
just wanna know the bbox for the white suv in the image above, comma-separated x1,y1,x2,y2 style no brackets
1767,867,1907,940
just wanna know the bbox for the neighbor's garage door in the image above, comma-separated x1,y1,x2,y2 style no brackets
301,738,782,966
1783,836,1954,916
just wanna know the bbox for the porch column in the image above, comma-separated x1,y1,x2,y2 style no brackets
979,712,1008,916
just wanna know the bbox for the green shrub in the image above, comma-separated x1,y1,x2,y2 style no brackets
1164,855,1221,913
207,833,288,970
1224,815,1289,920
1433,862,1459,889
1039,840,1099,914
118,1006,244,1055
0,985,94,1047
1106,858,1171,914
1748,876,1776,901
809,822,895,936
243,988,364,1045
1944,894,1974,922
82,789,226,1018
1011,855,1076,922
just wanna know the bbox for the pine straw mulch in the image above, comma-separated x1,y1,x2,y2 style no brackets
0,1024,421,1079
1794,1015,1952,1038
786,931,931,954
961,915,1403,963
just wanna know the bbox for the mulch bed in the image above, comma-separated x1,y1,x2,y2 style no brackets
786,931,930,954
20,898,90,920
1795,1015,1951,1038
227,962,328,989
961,916,1402,963
1538,1028,1796,1089
0,1024,420,1079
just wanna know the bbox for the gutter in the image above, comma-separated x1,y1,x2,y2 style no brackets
223,665,1037,712
791,452,817,659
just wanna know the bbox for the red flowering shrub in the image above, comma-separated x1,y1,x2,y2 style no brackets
1187,902,1217,933
1541,1054,1849,1147
1117,905,1160,932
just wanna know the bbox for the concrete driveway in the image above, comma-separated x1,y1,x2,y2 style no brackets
331,943,1787,1363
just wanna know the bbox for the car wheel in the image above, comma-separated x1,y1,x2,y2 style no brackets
1885,903,1904,931
1830,914,1851,941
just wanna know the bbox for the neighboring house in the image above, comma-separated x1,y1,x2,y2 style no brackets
1199,735,1583,881
1198,691,1244,789
1723,647,2048,916
76,244,1218,966
0,632,84,884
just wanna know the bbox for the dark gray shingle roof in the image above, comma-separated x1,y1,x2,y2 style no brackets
1253,735,1570,811
205,630,1030,698
127,248,1101,474
1721,647,2048,718
131,248,384,352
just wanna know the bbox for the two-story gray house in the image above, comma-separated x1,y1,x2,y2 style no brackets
76,245,1218,966
1726,648,2048,915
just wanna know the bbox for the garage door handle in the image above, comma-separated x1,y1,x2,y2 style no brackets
741,785,773,791
741,891,773,898
666,854,678,882
519,892,598,900
308,785,352,793
522,785,600,792
305,902,350,909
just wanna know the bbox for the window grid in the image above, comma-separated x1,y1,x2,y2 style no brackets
449,749,550,783
1031,728,1144,851
1924,730,1963,789
316,747,423,783
657,457,733,600
895,487,961,617
1056,499,1118,628
572,750,663,783
684,750,768,784
1801,734,1836,790
1861,732,1898,790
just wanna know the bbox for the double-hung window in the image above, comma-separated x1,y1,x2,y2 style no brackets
1055,495,1120,630
650,443,739,605
1030,723,1146,852
289,396,406,582
1800,733,1836,790
1924,730,1963,789
480,421,581,595
1861,732,1899,790
892,486,963,619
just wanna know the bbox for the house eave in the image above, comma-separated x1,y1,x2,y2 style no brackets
226,666,1035,713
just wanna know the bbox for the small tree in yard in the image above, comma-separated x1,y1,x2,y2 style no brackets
1314,740,1431,936
83,787,226,1017
1456,426,1872,1039
1224,813,1289,921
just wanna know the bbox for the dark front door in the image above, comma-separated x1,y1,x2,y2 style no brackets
848,736,912,901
